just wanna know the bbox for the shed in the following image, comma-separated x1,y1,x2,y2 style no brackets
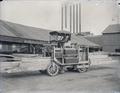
71,34,100,47
0,20,52,54
0,20,51,44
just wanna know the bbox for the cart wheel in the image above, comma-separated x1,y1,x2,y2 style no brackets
47,62,59,76
78,67,88,73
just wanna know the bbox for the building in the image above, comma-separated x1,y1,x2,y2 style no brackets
71,34,101,52
102,24,120,52
61,0,81,34
0,20,51,54
0,20,100,54
85,24,120,52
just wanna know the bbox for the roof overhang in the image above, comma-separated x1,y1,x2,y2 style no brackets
0,35,48,45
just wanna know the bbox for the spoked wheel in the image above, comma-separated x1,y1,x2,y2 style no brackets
78,68,88,73
77,65,88,73
47,62,59,76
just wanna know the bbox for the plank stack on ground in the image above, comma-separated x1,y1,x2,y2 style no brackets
89,53,119,65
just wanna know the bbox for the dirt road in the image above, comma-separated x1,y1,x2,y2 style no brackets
0,61,120,93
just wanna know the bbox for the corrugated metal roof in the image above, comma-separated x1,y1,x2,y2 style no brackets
0,20,52,41
0,20,16,37
84,35,103,46
71,34,100,47
103,24,120,34
0,20,100,47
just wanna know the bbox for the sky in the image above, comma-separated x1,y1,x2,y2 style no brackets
0,0,119,35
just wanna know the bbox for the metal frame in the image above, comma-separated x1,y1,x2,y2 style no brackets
53,47,90,66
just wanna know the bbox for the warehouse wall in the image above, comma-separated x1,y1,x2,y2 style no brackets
85,34,120,52
0,42,27,53
0,42,45,54
102,34,120,52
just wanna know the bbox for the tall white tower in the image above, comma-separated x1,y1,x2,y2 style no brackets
117,0,120,24
61,0,81,34
0,0,2,19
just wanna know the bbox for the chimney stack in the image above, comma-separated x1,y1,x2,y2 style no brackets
61,1,81,34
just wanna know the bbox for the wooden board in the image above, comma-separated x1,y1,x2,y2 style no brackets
0,57,51,73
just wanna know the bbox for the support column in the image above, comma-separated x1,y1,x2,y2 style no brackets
86,47,89,61
33,46,36,54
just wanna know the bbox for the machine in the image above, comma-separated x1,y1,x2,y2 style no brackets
46,31,90,76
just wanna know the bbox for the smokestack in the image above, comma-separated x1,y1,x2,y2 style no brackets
0,0,2,19
62,1,81,34
61,4,64,31
70,5,72,33
76,4,78,34
79,3,81,34
73,4,75,33
65,4,67,28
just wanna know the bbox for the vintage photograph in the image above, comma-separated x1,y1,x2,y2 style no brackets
0,0,120,93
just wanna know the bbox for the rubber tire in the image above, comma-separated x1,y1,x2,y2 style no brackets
47,62,59,76
78,67,88,73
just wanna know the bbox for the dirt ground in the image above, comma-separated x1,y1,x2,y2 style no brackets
0,59,120,93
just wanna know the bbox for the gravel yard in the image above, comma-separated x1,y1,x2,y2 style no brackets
0,57,120,93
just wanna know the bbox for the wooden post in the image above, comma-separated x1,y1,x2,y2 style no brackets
78,45,80,62
86,46,89,61
33,46,36,54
